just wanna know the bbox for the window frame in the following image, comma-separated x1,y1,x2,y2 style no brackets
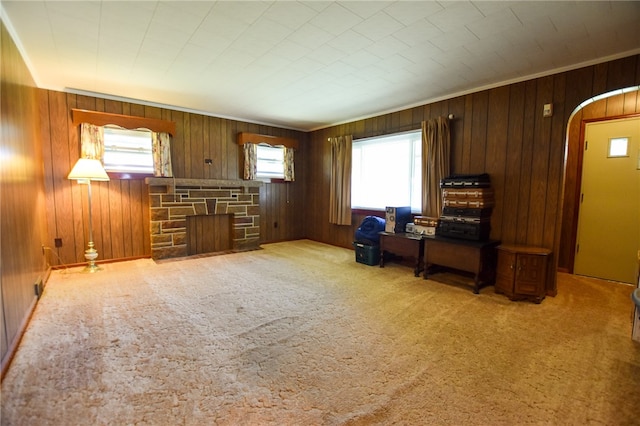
102,126,155,178
255,144,286,180
608,137,629,158
72,109,176,180
351,130,422,213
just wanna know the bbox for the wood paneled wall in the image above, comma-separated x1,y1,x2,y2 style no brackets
260,182,305,243
303,55,640,291
40,91,151,265
1,22,49,375
39,92,308,266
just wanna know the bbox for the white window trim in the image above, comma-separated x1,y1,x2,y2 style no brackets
351,130,422,213
103,126,154,175
256,144,285,179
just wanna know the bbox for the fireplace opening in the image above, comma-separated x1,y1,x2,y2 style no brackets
186,214,233,255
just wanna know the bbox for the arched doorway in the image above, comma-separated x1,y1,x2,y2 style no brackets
558,86,640,276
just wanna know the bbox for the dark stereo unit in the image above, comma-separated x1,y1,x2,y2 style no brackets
385,206,412,233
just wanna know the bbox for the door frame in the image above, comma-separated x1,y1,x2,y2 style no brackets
561,105,640,274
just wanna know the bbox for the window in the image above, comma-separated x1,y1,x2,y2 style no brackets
256,144,285,179
352,130,422,212
103,126,153,174
608,137,629,157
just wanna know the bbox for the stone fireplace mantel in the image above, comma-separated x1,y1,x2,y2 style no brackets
146,177,263,189
145,177,262,259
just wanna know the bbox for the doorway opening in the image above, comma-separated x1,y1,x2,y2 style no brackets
559,86,640,283
573,117,639,283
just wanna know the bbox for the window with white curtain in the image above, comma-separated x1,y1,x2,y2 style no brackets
103,126,153,174
256,144,285,179
351,130,422,212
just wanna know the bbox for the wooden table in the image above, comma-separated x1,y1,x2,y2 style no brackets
423,235,500,293
379,232,425,277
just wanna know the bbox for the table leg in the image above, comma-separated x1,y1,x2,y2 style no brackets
473,275,481,294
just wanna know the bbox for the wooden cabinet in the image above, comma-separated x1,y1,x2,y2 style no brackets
495,245,551,303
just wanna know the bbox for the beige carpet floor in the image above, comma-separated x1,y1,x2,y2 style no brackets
2,239,639,425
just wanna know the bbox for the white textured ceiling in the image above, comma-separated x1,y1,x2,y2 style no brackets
2,1,639,131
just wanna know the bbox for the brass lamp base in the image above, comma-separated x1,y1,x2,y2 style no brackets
82,242,102,273
82,263,103,273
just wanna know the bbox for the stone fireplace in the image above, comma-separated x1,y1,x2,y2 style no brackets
146,178,262,260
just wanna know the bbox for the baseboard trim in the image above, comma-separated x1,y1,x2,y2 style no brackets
1,296,37,382
51,255,152,270
2,266,54,382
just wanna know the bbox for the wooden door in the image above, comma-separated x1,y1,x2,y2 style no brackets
515,254,547,296
495,249,516,296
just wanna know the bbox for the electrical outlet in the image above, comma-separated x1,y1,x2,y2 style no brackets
54,238,62,247
34,278,44,299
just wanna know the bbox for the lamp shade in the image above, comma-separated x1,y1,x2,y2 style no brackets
67,158,110,182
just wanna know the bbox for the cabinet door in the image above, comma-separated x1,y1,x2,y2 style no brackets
515,254,546,295
496,250,516,294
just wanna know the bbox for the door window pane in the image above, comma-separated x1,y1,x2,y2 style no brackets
608,137,628,157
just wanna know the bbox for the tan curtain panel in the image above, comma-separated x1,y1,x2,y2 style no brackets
329,135,352,225
151,131,173,177
283,146,295,182
421,117,451,217
80,123,104,161
243,143,258,180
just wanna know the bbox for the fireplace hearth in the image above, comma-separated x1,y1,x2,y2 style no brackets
146,178,262,260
